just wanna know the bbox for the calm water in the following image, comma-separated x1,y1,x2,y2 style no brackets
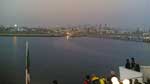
0,37,150,84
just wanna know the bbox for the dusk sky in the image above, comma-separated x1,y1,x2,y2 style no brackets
0,0,150,28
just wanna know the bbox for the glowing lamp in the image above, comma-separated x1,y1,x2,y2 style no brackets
111,77,120,84
122,79,130,84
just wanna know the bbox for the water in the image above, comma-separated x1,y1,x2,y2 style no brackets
0,37,150,84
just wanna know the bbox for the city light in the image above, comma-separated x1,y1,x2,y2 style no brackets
14,24,18,27
66,32,71,40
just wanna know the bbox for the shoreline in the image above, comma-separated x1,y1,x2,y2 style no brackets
0,34,150,43
0,34,63,37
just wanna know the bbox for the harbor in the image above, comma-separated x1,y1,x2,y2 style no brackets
0,37,150,84
1,24,150,43
1,0,150,83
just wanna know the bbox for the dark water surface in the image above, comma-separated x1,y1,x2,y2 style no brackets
0,37,150,84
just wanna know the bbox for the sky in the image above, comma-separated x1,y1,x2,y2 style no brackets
0,0,150,28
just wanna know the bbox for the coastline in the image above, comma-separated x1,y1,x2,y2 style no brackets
0,34,63,37
0,33,150,43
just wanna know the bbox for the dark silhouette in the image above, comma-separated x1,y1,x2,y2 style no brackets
52,80,58,84
131,57,136,69
134,79,141,84
134,64,140,72
144,78,150,84
130,79,133,84
147,78,150,84
125,59,131,69
83,75,91,84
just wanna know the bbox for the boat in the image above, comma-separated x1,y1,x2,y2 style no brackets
119,66,150,84
66,32,71,40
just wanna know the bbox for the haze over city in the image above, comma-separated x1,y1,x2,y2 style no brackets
0,0,150,29
1,1,150,84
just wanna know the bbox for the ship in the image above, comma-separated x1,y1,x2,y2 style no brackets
119,66,150,84
66,32,72,40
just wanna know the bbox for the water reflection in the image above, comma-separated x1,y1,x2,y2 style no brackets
13,36,17,46
0,37,150,84
12,36,17,62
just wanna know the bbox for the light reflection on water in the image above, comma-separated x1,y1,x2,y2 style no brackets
13,36,17,46
0,37,150,84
